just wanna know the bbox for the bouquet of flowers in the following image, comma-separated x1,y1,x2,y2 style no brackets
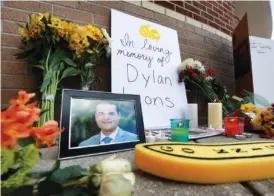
1,90,63,194
235,103,274,138
178,58,231,116
17,13,110,126
73,27,111,90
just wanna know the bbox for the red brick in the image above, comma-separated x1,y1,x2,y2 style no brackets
126,3,154,19
93,1,127,11
221,27,231,35
1,34,22,48
0,89,37,107
214,6,224,16
170,1,184,7
175,6,193,18
154,1,175,10
201,11,214,21
223,2,232,12
214,17,225,27
193,1,206,11
184,1,193,5
193,14,208,25
207,8,219,18
153,12,177,27
226,24,234,32
208,20,221,30
208,1,218,8
200,1,212,9
1,74,34,89
185,2,200,15
3,1,52,13
53,6,93,23
1,89,21,106
48,1,75,8
224,12,233,22
2,20,22,35
1,7,28,22
0,61,27,75
219,14,230,24
94,14,109,28
1,47,25,61
76,1,110,16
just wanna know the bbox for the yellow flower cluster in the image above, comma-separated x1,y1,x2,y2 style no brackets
240,103,261,116
241,103,274,134
19,13,105,58
19,13,50,40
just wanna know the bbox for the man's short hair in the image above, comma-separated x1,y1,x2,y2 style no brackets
96,102,120,114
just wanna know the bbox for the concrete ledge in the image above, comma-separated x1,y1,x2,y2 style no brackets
186,16,202,28
166,9,185,22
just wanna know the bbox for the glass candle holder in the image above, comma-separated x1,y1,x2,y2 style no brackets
170,119,190,129
224,117,244,136
170,119,190,142
171,128,189,142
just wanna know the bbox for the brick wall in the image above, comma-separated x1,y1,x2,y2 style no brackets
153,0,239,35
1,1,236,125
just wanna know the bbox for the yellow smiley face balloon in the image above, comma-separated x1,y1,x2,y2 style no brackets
139,25,160,41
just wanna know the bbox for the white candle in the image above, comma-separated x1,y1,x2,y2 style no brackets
186,104,198,128
208,103,223,129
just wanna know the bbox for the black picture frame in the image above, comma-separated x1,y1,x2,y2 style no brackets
58,89,145,160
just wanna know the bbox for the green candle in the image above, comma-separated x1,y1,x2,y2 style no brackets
171,128,189,142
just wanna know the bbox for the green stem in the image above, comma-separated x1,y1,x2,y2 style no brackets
44,46,52,72
189,79,230,116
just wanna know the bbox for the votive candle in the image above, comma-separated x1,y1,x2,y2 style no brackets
208,102,223,129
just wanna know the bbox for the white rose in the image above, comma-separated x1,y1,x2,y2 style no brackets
193,60,205,73
178,58,194,72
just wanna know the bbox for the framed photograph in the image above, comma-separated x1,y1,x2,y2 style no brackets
59,89,145,160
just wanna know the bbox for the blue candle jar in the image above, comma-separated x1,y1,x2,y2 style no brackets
170,119,190,142
170,119,190,129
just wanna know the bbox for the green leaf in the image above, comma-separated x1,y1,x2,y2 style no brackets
18,137,36,147
49,50,68,67
62,57,77,67
41,16,48,25
34,64,45,70
60,67,81,80
10,185,33,196
49,165,86,184
40,69,53,92
38,180,63,195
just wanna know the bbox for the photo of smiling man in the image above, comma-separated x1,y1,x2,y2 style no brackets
77,102,138,147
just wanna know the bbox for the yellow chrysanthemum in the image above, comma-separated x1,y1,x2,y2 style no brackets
27,13,46,39
251,107,262,115
30,13,44,26
57,21,78,40
19,27,29,40
85,24,103,41
251,114,263,130
240,103,255,112
68,27,90,58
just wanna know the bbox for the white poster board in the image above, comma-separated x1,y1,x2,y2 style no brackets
249,36,274,104
111,10,187,129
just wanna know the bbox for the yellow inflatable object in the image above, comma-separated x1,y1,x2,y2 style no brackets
134,141,274,184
